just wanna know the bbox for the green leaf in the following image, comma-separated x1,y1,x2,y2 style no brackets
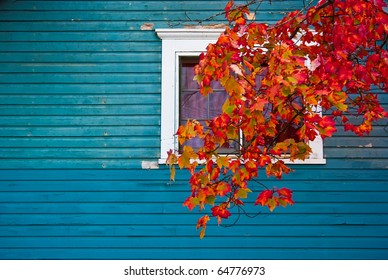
206,195,216,205
222,99,235,115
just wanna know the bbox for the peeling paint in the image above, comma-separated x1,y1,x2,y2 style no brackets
140,23,154,30
141,161,159,170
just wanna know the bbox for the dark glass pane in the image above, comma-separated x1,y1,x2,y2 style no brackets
179,57,239,153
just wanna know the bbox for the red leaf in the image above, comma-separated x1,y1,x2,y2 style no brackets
211,205,231,223
277,187,293,198
225,0,233,13
317,116,337,139
276,188,294,206
254,190,273,206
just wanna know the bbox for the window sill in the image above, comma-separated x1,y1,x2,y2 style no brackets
158,157,326,165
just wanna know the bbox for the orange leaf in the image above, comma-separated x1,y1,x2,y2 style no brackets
183,196,199,211
258,155,272,167
196,215,210,239
216,181,231,196
265,161,292,179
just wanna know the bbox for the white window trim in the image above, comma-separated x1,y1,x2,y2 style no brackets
156,28,325,164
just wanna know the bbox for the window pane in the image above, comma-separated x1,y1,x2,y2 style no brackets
179,56,238,153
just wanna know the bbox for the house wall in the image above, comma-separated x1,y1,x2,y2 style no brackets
0,0,387,259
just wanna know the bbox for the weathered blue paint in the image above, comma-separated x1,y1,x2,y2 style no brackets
0,0,387,260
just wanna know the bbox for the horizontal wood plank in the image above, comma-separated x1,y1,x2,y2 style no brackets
0,213,387,225
0,63,161,73
0,94,161,105
0,202,387,215
1,248,386,260
1,236,387,249
0,136,160,148
0,168,386,181
0,73,160,84
0,191,387,203
0,179,387,192
1,1,303,12
1,224,387,237
0,52,161,63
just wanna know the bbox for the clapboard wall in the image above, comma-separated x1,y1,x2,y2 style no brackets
0,0,387,259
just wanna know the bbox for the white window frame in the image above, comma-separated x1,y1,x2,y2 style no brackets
156,28,325,164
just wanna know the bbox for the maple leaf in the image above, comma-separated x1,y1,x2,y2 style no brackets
245,160,258,173
277,187,292,197
177,119,204,145
236,187,252,199
169,165,176,182
183,196,199,211
258,155,271,167
254,187,294,211
277,187,294,206
206,195,216,206
266,198,278,212
250,97,267,112
224,76,245,96
196,215,210,239
178,146,198,171
166,149,177,181
216,156,230,169
224,0,233,13
289,141,312,161
254,190,273,206
210,166,221,181
265,161,292,179
211,205,231,224
215,181,231,196
316,116,337,139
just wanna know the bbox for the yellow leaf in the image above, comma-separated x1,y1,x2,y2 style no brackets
170,165,176,181
225,76,245,96
216,156,230,168
178,146,197,169
267,197,277,212
199,228,206,239
237,187,252,199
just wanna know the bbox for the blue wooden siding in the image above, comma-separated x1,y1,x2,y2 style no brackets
0,0,387,260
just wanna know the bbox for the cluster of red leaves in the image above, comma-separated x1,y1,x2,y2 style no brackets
166,0,388,238
254,188,294,212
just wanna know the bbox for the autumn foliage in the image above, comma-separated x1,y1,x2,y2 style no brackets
166,0,388,238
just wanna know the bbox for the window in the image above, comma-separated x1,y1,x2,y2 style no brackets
156,29,325,164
